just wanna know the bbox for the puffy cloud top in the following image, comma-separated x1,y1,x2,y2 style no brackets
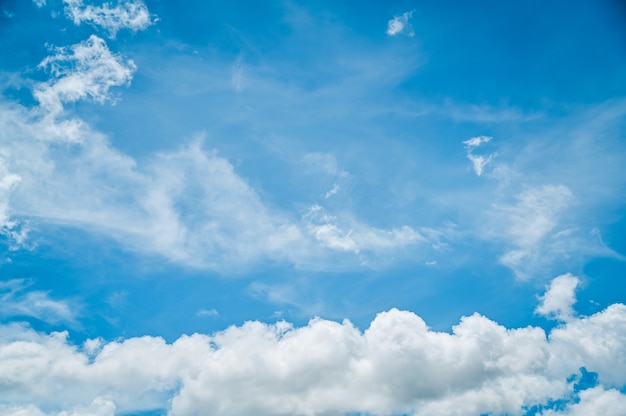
0,303,625,415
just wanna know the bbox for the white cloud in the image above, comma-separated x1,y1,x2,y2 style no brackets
304,204,425,254
464,120,624,280
463,135,496,176
0,35,304,267
495,184,576,279
324,182,340,199
0,300,624,415
387,11,414,37
2,89,439,270
505,185,573,247
32,0,46,8
548,303,626,386
541,387,626,416
463,135,491,148
0,397,117,416
63,0,155,37
34,35,136,114
467,153,494,176
196,308,218,317
535,273,580,322
0,35,437,271
0,155,28,249
0,279,75,324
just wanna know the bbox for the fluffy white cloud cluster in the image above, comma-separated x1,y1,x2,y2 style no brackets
535,273,580,322
63,0,155,37
34,35,136,114
0,288,624,415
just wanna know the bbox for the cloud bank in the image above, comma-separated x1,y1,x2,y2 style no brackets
0,276,624,415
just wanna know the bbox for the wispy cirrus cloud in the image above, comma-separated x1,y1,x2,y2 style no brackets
460,113,625,280
0,31,443,272
0,279,75,324
0,93,430,273
304,204,427,255
196,308,219,317
302,152,351,200
494,184,574,279
489,183,617,280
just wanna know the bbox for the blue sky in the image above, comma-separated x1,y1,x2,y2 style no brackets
0,0,625,414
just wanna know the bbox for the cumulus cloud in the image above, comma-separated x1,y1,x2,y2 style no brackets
541,387,626,415
32,0,46,7
0,300,624,415
463,135,496,176
387,11,414,37
34,35,136,115
0,279,75,325
535,273,580,322
63,0,155,37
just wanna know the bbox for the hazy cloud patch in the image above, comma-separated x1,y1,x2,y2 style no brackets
387,11,414,37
